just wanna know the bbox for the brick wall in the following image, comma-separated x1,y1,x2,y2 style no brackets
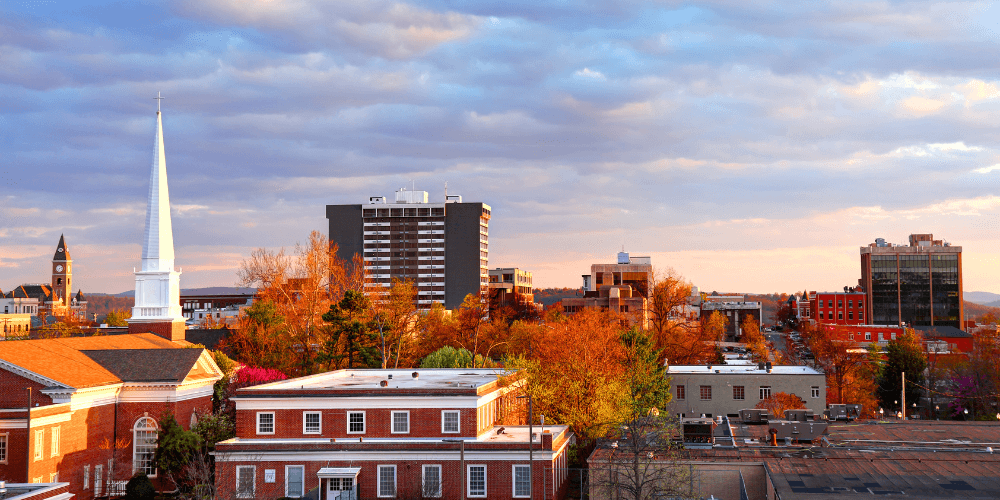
217,455,569,500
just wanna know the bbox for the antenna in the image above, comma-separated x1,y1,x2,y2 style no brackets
445,181,448,199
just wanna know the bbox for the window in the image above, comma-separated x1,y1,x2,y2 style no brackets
513,465,531,498
838,312,843,320
865,332,871,341
759,386,772,400
699,385,712,400
286,466,304,498
442,411,460,433
303,412,321,434
891,332,897,340
328,477,354,492
468,465,487,497
849,333,855,340
0,433,6,464
34,430,43,461
838,300,843,308
811,387,821,398
84,465,90,489
236,466,255,498
848,300,853,308
827,300,833,307
133,417,158,476
878,332,884,341
51,426,60,457
378,465,396,497
733,386,745,400
95,465,103,496
49,473,58,483
392,411,410,434
257,412,275,434
848,311,854,320
422,465,442,498
348,411,365,434
676,385,686,400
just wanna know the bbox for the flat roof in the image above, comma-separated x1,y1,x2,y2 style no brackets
667,365,823,375
242,368,512,391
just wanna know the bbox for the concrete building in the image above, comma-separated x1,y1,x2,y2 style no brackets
488,268,536,311
666,364,826,419
327,189,491,309
861,234,963,328
213,369,575,500
180,293,255,323
563,252,652,328
700,296,763,342
0,313,32,337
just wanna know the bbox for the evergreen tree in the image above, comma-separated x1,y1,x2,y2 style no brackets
878,330,927,414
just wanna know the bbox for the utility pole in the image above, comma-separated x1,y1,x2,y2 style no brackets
901,371,906,419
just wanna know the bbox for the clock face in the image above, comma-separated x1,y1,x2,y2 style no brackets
55,265,63,272
58,247,63,252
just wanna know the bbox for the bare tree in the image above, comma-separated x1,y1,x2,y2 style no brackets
592,412,693,500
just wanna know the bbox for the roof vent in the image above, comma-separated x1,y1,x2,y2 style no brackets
412,371,419,379
380,380,388,387
388,374,393,380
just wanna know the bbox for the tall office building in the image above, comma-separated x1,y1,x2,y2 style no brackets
860,233,962,328
326,188,490,309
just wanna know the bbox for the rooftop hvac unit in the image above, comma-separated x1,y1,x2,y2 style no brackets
783,409,815,422
618,251,630,264
768,420,828,442
738,409,770,424
825,404,863,421
681,418,716,449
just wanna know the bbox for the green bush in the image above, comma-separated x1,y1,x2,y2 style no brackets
125,473,156,500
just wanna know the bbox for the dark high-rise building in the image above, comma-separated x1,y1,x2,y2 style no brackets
326,188,490,309
860,234,962,328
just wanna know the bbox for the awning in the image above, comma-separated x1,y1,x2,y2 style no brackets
316,468,361,479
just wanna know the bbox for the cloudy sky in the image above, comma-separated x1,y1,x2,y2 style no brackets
2,0,1000,295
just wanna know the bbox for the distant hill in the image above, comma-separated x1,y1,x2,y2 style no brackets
965,291,1000,305
93,287,257,298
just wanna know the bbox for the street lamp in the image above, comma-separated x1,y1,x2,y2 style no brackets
517,394,534,500
879,408,884,420
935,405,940,421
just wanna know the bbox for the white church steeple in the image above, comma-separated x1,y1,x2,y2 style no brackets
128,94,186,341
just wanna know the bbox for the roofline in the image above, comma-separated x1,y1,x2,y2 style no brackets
0,359,71,390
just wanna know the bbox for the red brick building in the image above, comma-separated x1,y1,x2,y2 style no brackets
214,369,575,500
0,334,222,497
808,290,867,325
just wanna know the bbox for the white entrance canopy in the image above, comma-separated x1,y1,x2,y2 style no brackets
317,468,360,500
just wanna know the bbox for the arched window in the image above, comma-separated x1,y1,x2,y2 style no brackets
133,417,158,476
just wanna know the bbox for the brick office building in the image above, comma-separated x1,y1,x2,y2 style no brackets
0,334,223,497
214,369,575,500
808,289,867,325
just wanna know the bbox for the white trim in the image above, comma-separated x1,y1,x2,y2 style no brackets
512,464,531,498
256,412,275,435
441,410,460,433
237,396,486,410
84,464,90,489
33,429,43,461
377,464,396,498
284,465,305,498
302,411,321,435
467,464,487,498
215,444,570,463
421,464,442,498
236,465,255,498
50,426,60,457
29,412,72,428
0,432,7,464
391,411,409,434
0,360,70,390
0,420,27,429
346,411,365,434
133,416,158,477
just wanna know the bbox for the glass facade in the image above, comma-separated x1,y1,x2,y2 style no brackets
867,250,960,328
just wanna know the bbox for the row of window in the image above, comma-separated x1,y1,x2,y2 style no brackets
675,385,822,400
818,310,859,321
848,331,897,341
257,411,462,435
32,427,60,461
236,464,530,498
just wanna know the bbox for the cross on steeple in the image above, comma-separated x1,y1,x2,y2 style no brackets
153,91,164,111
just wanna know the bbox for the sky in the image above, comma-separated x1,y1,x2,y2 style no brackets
2,0,1000,295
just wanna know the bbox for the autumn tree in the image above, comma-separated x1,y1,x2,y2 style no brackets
237,231,366,375
647,269,696,355
371,279,418,368
453,294,492,367
808,325,870,405
104,309,131,327
755,392,806,419
219,300,291,372
702,311,729,344
740,315,768,362
877,330,927,414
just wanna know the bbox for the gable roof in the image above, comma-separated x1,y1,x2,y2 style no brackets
0,333,208,389
6,285,51,300
912,325,971,338
81,349,206,383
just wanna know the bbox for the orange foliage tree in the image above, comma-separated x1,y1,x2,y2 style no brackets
755,392,805,418
806,324,878,409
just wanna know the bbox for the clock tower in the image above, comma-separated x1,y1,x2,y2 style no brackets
51,234,72,307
